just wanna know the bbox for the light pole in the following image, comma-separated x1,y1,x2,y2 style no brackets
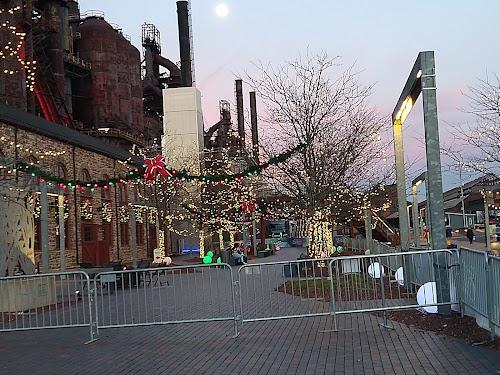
458,161,467,229
411,173,426,248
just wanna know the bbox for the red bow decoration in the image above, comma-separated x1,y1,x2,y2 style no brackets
144,155,171,182
242,200,256,214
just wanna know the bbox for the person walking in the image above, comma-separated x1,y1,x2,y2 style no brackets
466,227,474,244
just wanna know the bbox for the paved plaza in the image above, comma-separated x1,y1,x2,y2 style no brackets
1,248,499,374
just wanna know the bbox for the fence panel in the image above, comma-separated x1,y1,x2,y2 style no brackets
328,250,457,315
93,264,236,331
489,256,500,330
238,259,332,322
459,249,488,317
0,272,93,337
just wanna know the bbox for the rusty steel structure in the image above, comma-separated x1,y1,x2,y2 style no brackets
0,0,261,158
0,0,178,150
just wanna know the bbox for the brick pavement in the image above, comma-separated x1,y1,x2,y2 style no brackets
0,248,499,374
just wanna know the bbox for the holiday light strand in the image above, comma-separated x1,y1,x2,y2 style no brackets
13,142,307,190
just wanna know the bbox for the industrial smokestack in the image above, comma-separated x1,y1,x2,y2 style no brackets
176,1,193,87
235,79,245,150
249,91,259,163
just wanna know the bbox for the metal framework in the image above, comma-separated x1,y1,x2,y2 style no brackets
392,51,446,252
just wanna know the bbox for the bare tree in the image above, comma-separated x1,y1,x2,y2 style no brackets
446,74,500,177
246,52,388,257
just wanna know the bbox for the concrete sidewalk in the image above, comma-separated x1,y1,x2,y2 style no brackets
1,312,499,374
0,247,499,374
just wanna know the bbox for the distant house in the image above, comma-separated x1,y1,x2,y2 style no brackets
419,175,500,229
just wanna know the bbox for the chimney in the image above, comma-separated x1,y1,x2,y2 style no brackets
235,79,245,150
176,1,193,87
249,91,259,163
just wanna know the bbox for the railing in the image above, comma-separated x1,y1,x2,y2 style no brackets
81,10,105,19
63,52,91,70
237,258,333,323
93,264,237,336
0,271,95,342
84,128,145,146
0,247,497,340
459,248,500,338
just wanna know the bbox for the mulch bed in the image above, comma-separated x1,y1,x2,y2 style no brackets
376,309,500,351
277,275,415,302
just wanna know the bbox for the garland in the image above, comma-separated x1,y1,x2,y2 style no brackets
15,142,306,190
145,142,306,183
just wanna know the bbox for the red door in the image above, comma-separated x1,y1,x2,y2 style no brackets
81,224,99,266
98,224,112,266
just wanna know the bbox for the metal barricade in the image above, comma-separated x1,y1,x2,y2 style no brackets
489,256,500,333
0,271,95,341
93,263,237,336
328,250,458,325
237,259,333,323
459,248,500,338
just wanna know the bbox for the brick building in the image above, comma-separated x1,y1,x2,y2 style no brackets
0,104,159,271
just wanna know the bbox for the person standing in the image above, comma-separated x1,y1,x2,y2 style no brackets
466,227,474,244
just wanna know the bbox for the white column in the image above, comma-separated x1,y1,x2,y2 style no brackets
40,182,49,272
130,206,138,267
58,194,66,270
412,184,420,247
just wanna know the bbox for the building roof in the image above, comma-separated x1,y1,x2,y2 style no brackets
443,195,469,210
0,104,136,162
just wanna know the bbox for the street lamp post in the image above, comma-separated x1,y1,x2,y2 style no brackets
459,162,467,229
411,173,426,248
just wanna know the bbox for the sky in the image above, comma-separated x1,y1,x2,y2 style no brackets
79,0,500,191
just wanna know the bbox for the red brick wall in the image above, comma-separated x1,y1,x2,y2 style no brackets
0,122,153,271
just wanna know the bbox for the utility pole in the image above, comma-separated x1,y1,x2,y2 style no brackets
483,190,492,250
459,162,466,229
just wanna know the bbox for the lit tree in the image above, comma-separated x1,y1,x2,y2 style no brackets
446,74,500,177
246,52,388,257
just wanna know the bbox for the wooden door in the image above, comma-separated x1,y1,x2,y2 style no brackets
81,224,99,266
98,223,112,266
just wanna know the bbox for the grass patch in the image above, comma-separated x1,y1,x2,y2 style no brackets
283,274,370,292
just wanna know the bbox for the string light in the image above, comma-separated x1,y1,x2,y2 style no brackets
0,13,37,91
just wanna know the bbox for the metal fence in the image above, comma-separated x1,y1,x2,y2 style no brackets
237,258,333,323
0,271,95,341
1,246,498,341
93,263,237,336
459,248,500,338
237,249,457,333
328,250,457,319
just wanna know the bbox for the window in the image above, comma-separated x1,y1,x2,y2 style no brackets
0,149,8,180
101,174,111,200
136,223,144,245
54,163,66,179
81,168,92,198
120,223,129,246
118,184,128,204
83,225,93,242
133,185,138,202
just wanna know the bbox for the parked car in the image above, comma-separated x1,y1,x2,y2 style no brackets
496,226,500,242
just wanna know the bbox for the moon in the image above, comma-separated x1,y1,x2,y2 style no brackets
215,3,229,18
